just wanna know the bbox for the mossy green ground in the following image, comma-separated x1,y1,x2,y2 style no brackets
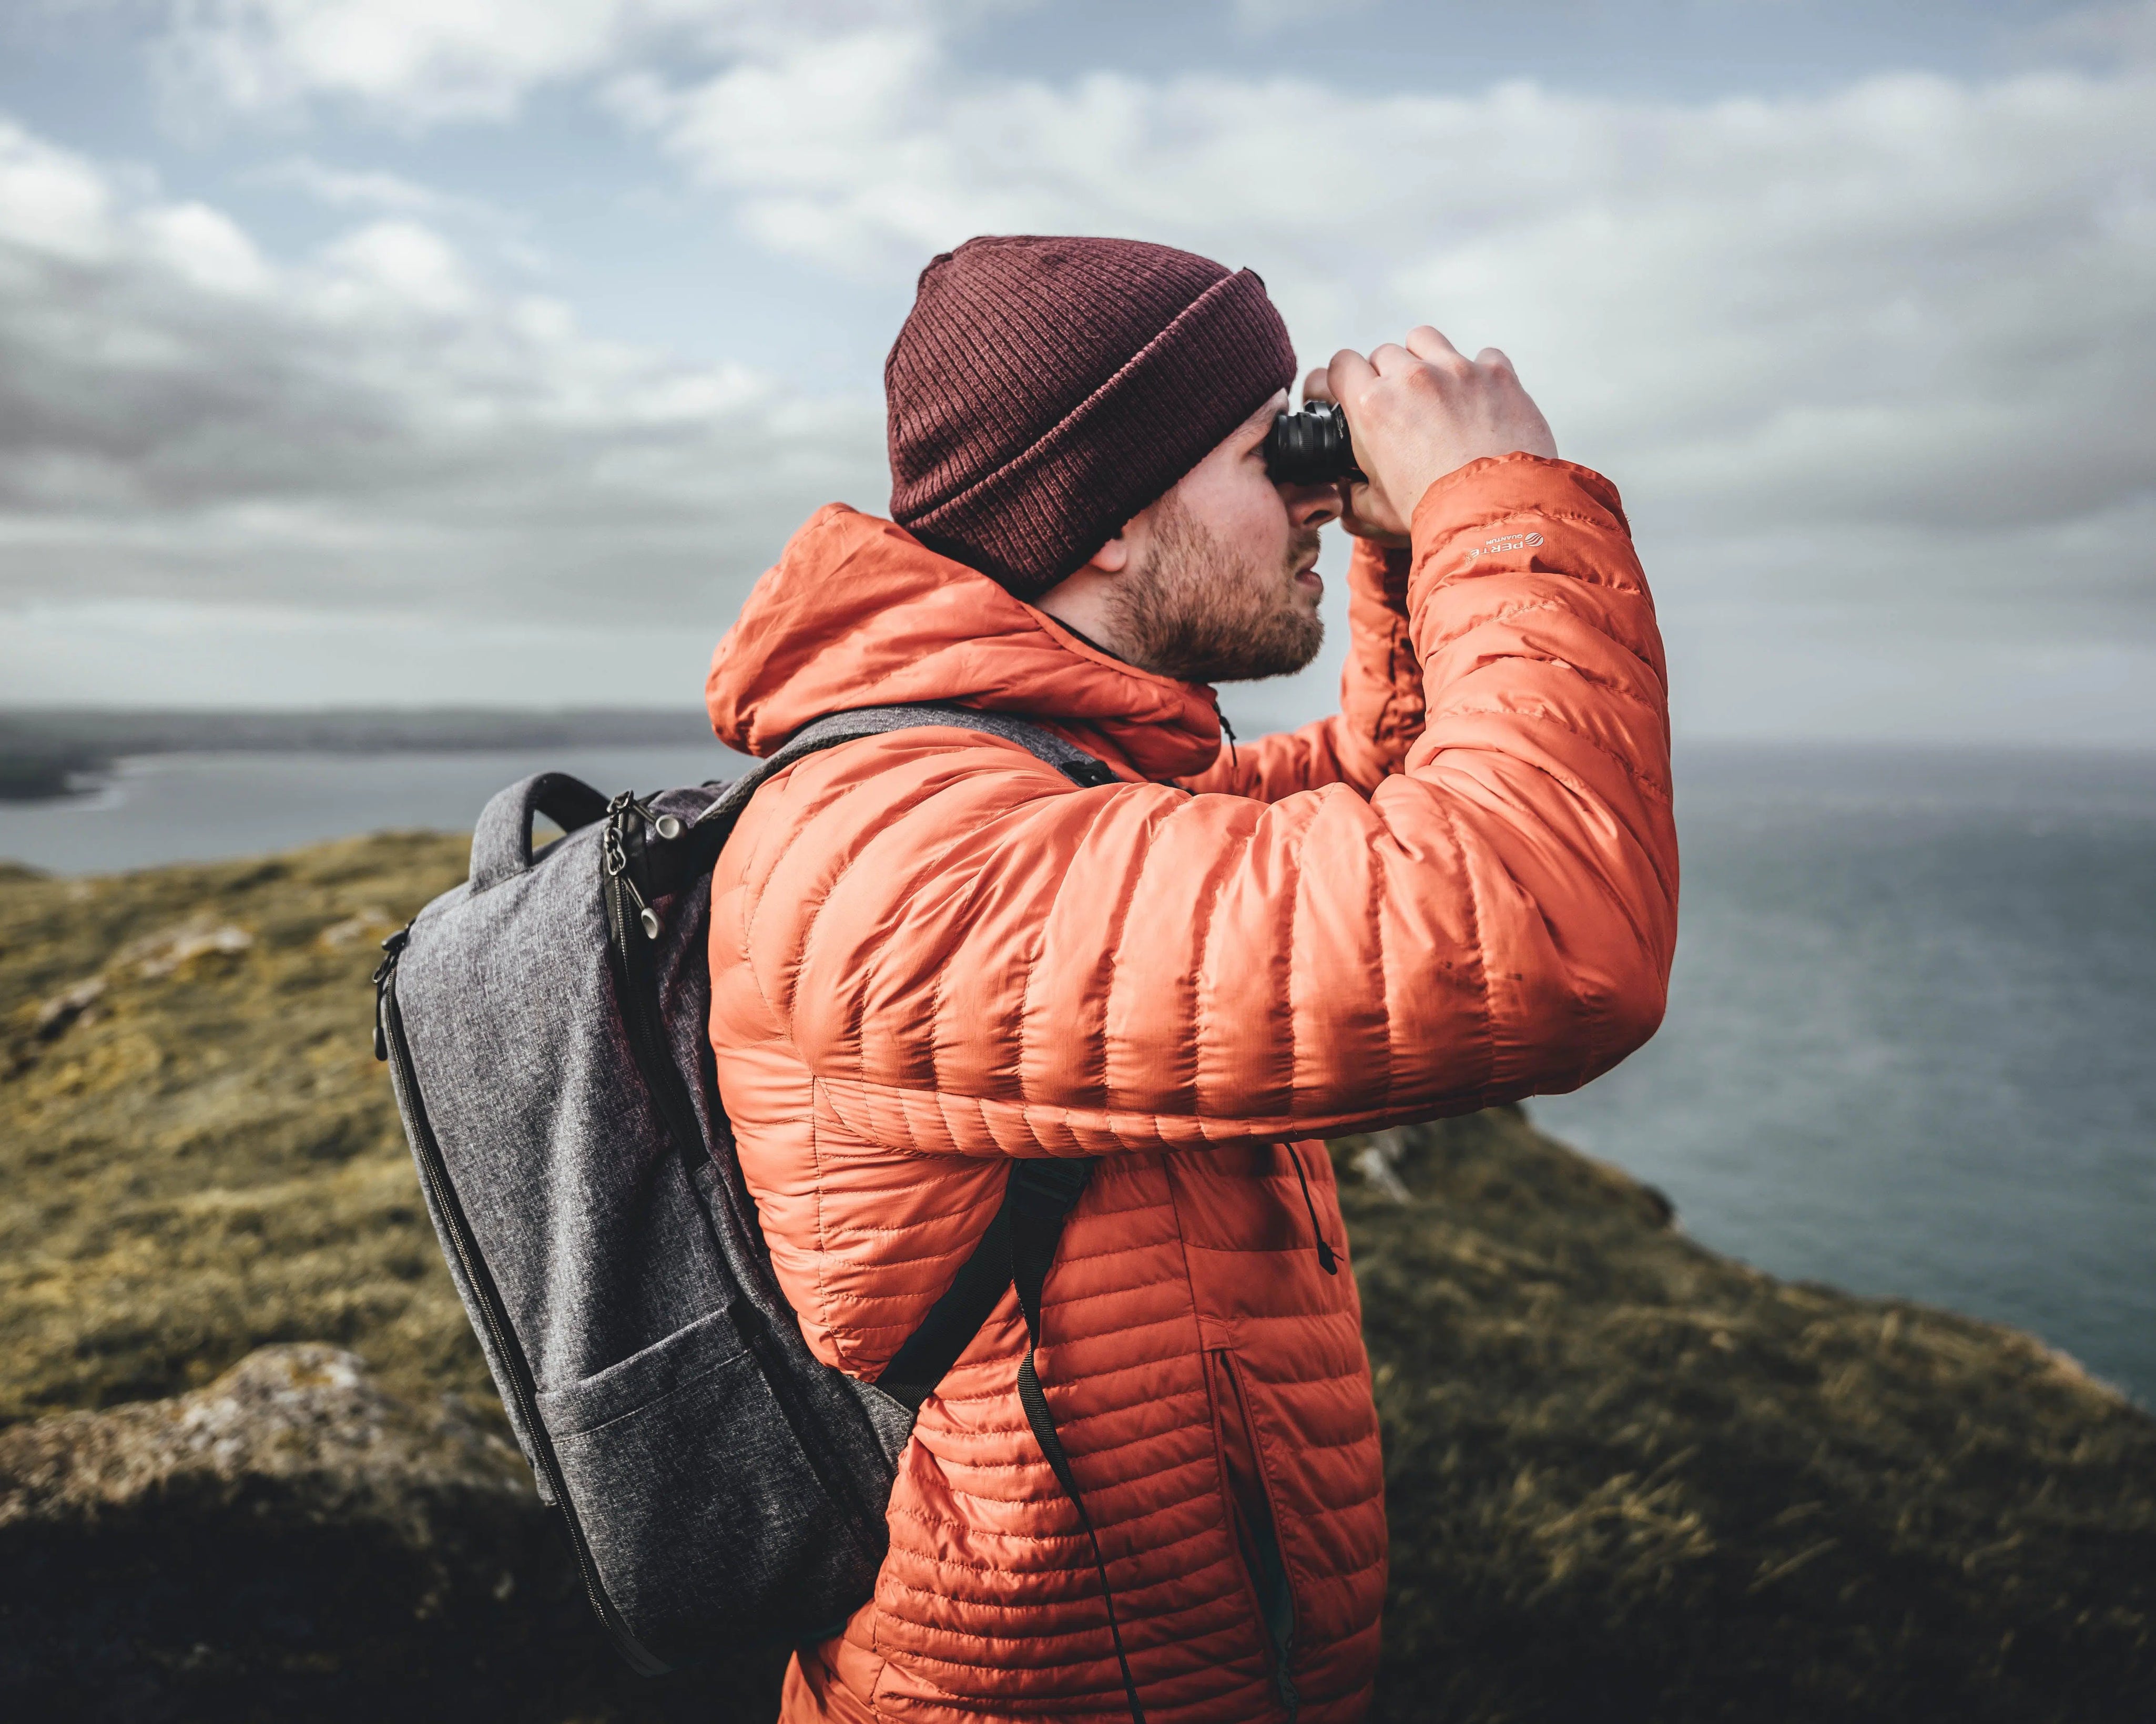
3,835,2152,1721
0,833,481,1423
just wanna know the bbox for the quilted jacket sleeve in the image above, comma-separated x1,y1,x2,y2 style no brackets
717,454,1677,1156
1178,536,1424,801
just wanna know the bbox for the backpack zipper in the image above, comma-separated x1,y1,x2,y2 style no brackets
599,821,704,1168
373,929,670,1678
599,803,887,1562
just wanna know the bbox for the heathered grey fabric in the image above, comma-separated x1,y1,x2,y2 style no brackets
381,705,1108,1666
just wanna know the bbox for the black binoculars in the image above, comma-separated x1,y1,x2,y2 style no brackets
1264,400,1365,487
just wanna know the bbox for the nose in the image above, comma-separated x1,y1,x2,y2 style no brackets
1280,480,1342,531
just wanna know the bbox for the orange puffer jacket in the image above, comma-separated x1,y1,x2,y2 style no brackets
704,454,1678,1723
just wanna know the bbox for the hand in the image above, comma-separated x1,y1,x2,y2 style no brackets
1323,328,1558,542
1299,368,1408,550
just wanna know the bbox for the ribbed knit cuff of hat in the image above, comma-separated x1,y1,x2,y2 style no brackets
887,240,1298,599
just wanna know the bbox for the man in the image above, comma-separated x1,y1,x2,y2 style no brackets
705,236,1677,1723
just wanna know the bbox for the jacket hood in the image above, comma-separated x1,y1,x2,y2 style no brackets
705,504,1224,781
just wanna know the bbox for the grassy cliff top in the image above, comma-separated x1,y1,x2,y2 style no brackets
3,835,2152,1722
1,832,480,1420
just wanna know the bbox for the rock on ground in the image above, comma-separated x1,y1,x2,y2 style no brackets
0,1344,784,1722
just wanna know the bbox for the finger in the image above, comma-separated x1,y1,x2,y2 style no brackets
1341,482,1409,545
1475,346,1515,374
1367,341,1418,375
1301,366,1335,405
1405,325,1462,363
1326,347,1378,401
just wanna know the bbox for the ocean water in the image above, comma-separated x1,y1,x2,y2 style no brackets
0,746,747,876
1533,744,2156,1402
5,741,2152,1400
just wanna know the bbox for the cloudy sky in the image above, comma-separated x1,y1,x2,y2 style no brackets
1,1,2151,744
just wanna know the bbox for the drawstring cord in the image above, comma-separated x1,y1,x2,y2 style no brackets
1219,711,1238,773
1286,1145,1338,1275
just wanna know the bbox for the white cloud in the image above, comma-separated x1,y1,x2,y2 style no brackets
618,29,2156,659
157,0,664,121
0,119,123,261
137,200,274,292
0,117,883,646
251,155,469,212
9,6,2156,736
150,0,959,123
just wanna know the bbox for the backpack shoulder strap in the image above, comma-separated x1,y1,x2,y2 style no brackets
687,699,1116,1416
683,701,1117,873
876,1158,1088,1413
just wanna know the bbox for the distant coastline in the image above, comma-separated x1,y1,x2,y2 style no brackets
0,709,714,803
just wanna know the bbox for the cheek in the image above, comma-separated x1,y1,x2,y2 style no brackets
1168,458,1293,583
1225,479,1291,569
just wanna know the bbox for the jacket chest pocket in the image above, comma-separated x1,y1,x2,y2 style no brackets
1168,1140,1348,1300
1211,1346,1302,1722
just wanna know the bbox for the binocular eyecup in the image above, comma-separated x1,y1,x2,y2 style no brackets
1264,400,1364,488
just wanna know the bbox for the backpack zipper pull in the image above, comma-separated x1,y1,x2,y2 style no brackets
604,797,664,939
630,795,683,842
371,926,410,1062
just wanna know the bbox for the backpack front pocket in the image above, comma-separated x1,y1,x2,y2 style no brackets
537,1304,862,1648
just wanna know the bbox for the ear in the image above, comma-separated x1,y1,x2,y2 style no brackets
1082,494,1161,577
1080,527,1132,577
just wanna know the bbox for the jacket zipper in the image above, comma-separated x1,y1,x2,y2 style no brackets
373,929,670,1678
1214,1348,1300,1723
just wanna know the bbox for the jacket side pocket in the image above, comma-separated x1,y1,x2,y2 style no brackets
1211,1348,1299,1721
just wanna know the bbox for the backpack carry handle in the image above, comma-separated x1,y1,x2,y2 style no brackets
472,772,612,894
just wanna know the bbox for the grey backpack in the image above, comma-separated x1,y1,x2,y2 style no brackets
371,705,1146,1708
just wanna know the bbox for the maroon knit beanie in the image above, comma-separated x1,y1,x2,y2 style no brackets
886,235,1297,598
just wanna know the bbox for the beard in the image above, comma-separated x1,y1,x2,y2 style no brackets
1105,496,1325,685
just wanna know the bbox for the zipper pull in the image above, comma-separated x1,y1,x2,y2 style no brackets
622,870,662,940
630,795,683,841
371,926,410,1062
604,798,664,938
1286,1144,1339,1275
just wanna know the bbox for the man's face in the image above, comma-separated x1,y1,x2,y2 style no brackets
1105,390,1341,685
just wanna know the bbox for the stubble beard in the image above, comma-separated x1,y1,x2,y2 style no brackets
1106,497,1325,685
